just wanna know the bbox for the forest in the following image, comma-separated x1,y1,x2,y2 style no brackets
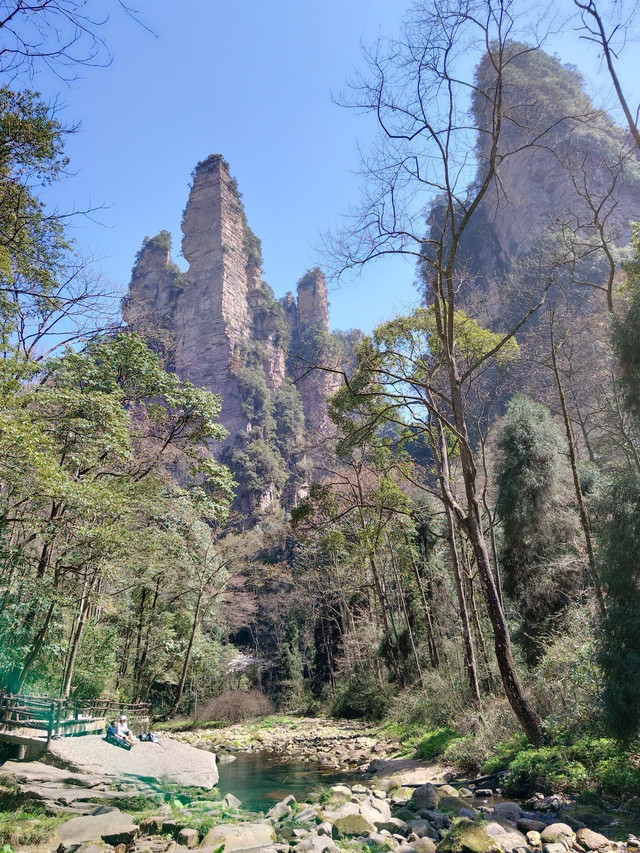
2,0,640,804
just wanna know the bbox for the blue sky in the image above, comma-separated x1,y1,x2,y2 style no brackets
32,0,639,335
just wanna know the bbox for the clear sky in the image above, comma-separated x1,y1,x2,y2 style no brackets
29,0,640,335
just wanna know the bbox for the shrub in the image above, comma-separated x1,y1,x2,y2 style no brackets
481,733,529,775
195,689,274,724
331,671,390,721
505,746,589,796
417,727,461,760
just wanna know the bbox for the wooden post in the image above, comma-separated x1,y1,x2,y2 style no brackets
47,700,54,747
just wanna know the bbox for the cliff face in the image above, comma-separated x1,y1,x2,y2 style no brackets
432,45,640,317
125,155,341,511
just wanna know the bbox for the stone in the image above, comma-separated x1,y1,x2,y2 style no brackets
318,822,333,836
353,785,369,794
376,818,410,837
459,789,474,799
408,820,438,840
459,809,478,820
439,786,460,798
269,802,293,821
412,784,441,810
139,817,166,835
56,810,139,847
393,787,417,805
493,803,523,823
331,784,353,795
439,797,470,813
435,819,494,853
395,808,419,821
223,793,243,808
489,830,529,852
411,840,437,853
296,808,320,824
484,823,507,836
541,824,575,844
474,790,494,798
332,813,378,838
200,822,276,850
177,828,199,849
527,831,542,846
575,829,612,851
542,845,567,853
518,820,547,834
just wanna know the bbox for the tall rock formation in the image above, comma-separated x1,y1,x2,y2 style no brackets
124,155,342,512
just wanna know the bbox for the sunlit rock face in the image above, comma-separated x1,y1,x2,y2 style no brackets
125,155,339,510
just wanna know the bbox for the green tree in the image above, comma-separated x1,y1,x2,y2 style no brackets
495,395,581,665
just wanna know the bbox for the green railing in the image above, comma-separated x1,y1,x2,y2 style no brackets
0,693,151,746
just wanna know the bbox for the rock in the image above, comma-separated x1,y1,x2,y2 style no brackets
177,828,199,849
296,808,320,824
408,820,438,840
459,808,479,820
113,845,126,853
223,792,243,808
435,819,494,853
413,784,441,810
332,813,378,838
376,818,410,837
484,823,508,836
75,845,115,853
395,808,418,821
56,810,139,847
364,796,392,822
318,822,333,836
474,789,494,798
393,787,417,806
575,829,612,851
439,797,471,813
493,802,524,823
560,815,587,831
353,785,369,794
518,820,547,834
542,844,567,853
541,824,575,844
490,830,529,852
200,822,277,851
459,789,474,799
330,784,353,799
527,831,542,847
373,789,388,800
439,786,460,798
269,801,293,821
139,817,166,835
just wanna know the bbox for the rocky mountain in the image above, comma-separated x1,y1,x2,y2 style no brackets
124,154,343,514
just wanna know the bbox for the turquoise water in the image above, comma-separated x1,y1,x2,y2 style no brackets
215,751,360,813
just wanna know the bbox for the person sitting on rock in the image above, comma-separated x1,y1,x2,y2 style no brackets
116,715,136,746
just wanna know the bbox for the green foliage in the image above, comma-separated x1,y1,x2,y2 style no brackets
229,439,288,496
503,737,640,800
505,746,589,796
331,669,390,721
495,395,581,664
417,726,460,760
279,619,305,710
597,472,640,740
481,734,530,774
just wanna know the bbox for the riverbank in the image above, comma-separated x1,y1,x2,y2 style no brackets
1,718,638,853
162,716,406,772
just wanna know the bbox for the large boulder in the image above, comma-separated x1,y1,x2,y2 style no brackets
412,784,441,810
200,822,276,851
493,803,523,824
540,823,574,844
333,813,378,838
576,829,613,851
56,810,138,846
436,819,494,853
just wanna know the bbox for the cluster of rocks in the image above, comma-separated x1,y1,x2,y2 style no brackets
46,777,633,853
171,718,403,770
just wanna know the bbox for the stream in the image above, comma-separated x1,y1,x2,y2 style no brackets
215,751,361,812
